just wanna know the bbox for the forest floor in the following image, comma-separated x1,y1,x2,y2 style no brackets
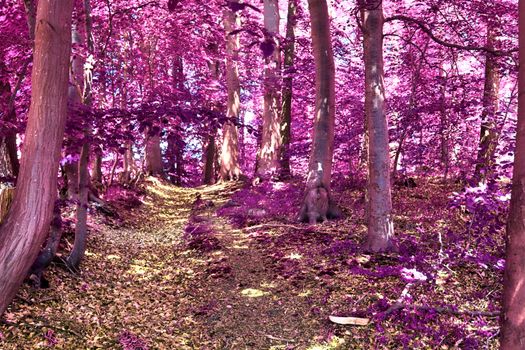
0,177,502,349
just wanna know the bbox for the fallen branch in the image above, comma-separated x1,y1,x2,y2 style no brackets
264,334,295,342
383,303,499,318
244,223,306,231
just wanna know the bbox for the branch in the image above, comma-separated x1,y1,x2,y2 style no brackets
383,303,500,318
384,15,517,56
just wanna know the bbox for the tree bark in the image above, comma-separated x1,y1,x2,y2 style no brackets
145,130,164,177
92,149,103,186
280,0,297,179
474,26,501,182
203,135,216,185
29,203,62,287
361,1,395,252
220,1,242,181
257,0,282,180
0,0,73,315
500,1,525,347
67,140,89,271
298,0,337,224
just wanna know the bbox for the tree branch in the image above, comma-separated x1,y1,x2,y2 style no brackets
384,14,517,56
383,302,500,318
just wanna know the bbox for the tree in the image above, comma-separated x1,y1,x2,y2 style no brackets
280,0,297,179
220,0,242,181
500,1,525,347
257,0,281,180
361,0,395,252
145,131,164,176
298,0,337,224
474,25,501,182
0,0,73,315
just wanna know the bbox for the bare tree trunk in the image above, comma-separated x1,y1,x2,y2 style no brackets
298,0,338,224
172,57,185,185
92,149,103,186
220,1,242,181
280,0,297,179
108,152,119,188
439,66,450,180
257,0,282,180
474,26,501,182
23,0,36,40
362,1,395,252
0,66,16,180
203,135,216,185
67,139,89,270
0,0,73,315
29,203,62,287
121,142,133,183
145,131,164,177
66,0,96,272
501,2,525,346
391,129,407,180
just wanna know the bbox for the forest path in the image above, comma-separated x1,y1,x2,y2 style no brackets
0,179,337,350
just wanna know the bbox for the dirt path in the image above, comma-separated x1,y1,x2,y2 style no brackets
0,180,339,349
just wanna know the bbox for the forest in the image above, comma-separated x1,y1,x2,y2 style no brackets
0,0,524,348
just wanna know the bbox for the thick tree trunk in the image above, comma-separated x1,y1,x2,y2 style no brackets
145,131,164,177
501,0,525,350
257,0,282,180
220,1,242,181
501,2,525,347
298,0,338,224
474,27,501,182
280,0,297,179
362,1,394,252
0,0,73,315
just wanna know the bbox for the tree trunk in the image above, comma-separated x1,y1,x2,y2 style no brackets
92,149,103,186
0,0,73,316
29,203,62,287
203,135,216,185
257,0,282,180
361,1,395,252
474,26,501,182
67,140,89,271
280,0,297,179
145,131,164,177
501,2,525,347
0,186,14,223
298,0,337,224
220,1,242,181
0,74,19,180
121,142,133,183
439,66,450,180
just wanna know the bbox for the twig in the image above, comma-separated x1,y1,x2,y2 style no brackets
384,14,517,57
264,334,295,342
